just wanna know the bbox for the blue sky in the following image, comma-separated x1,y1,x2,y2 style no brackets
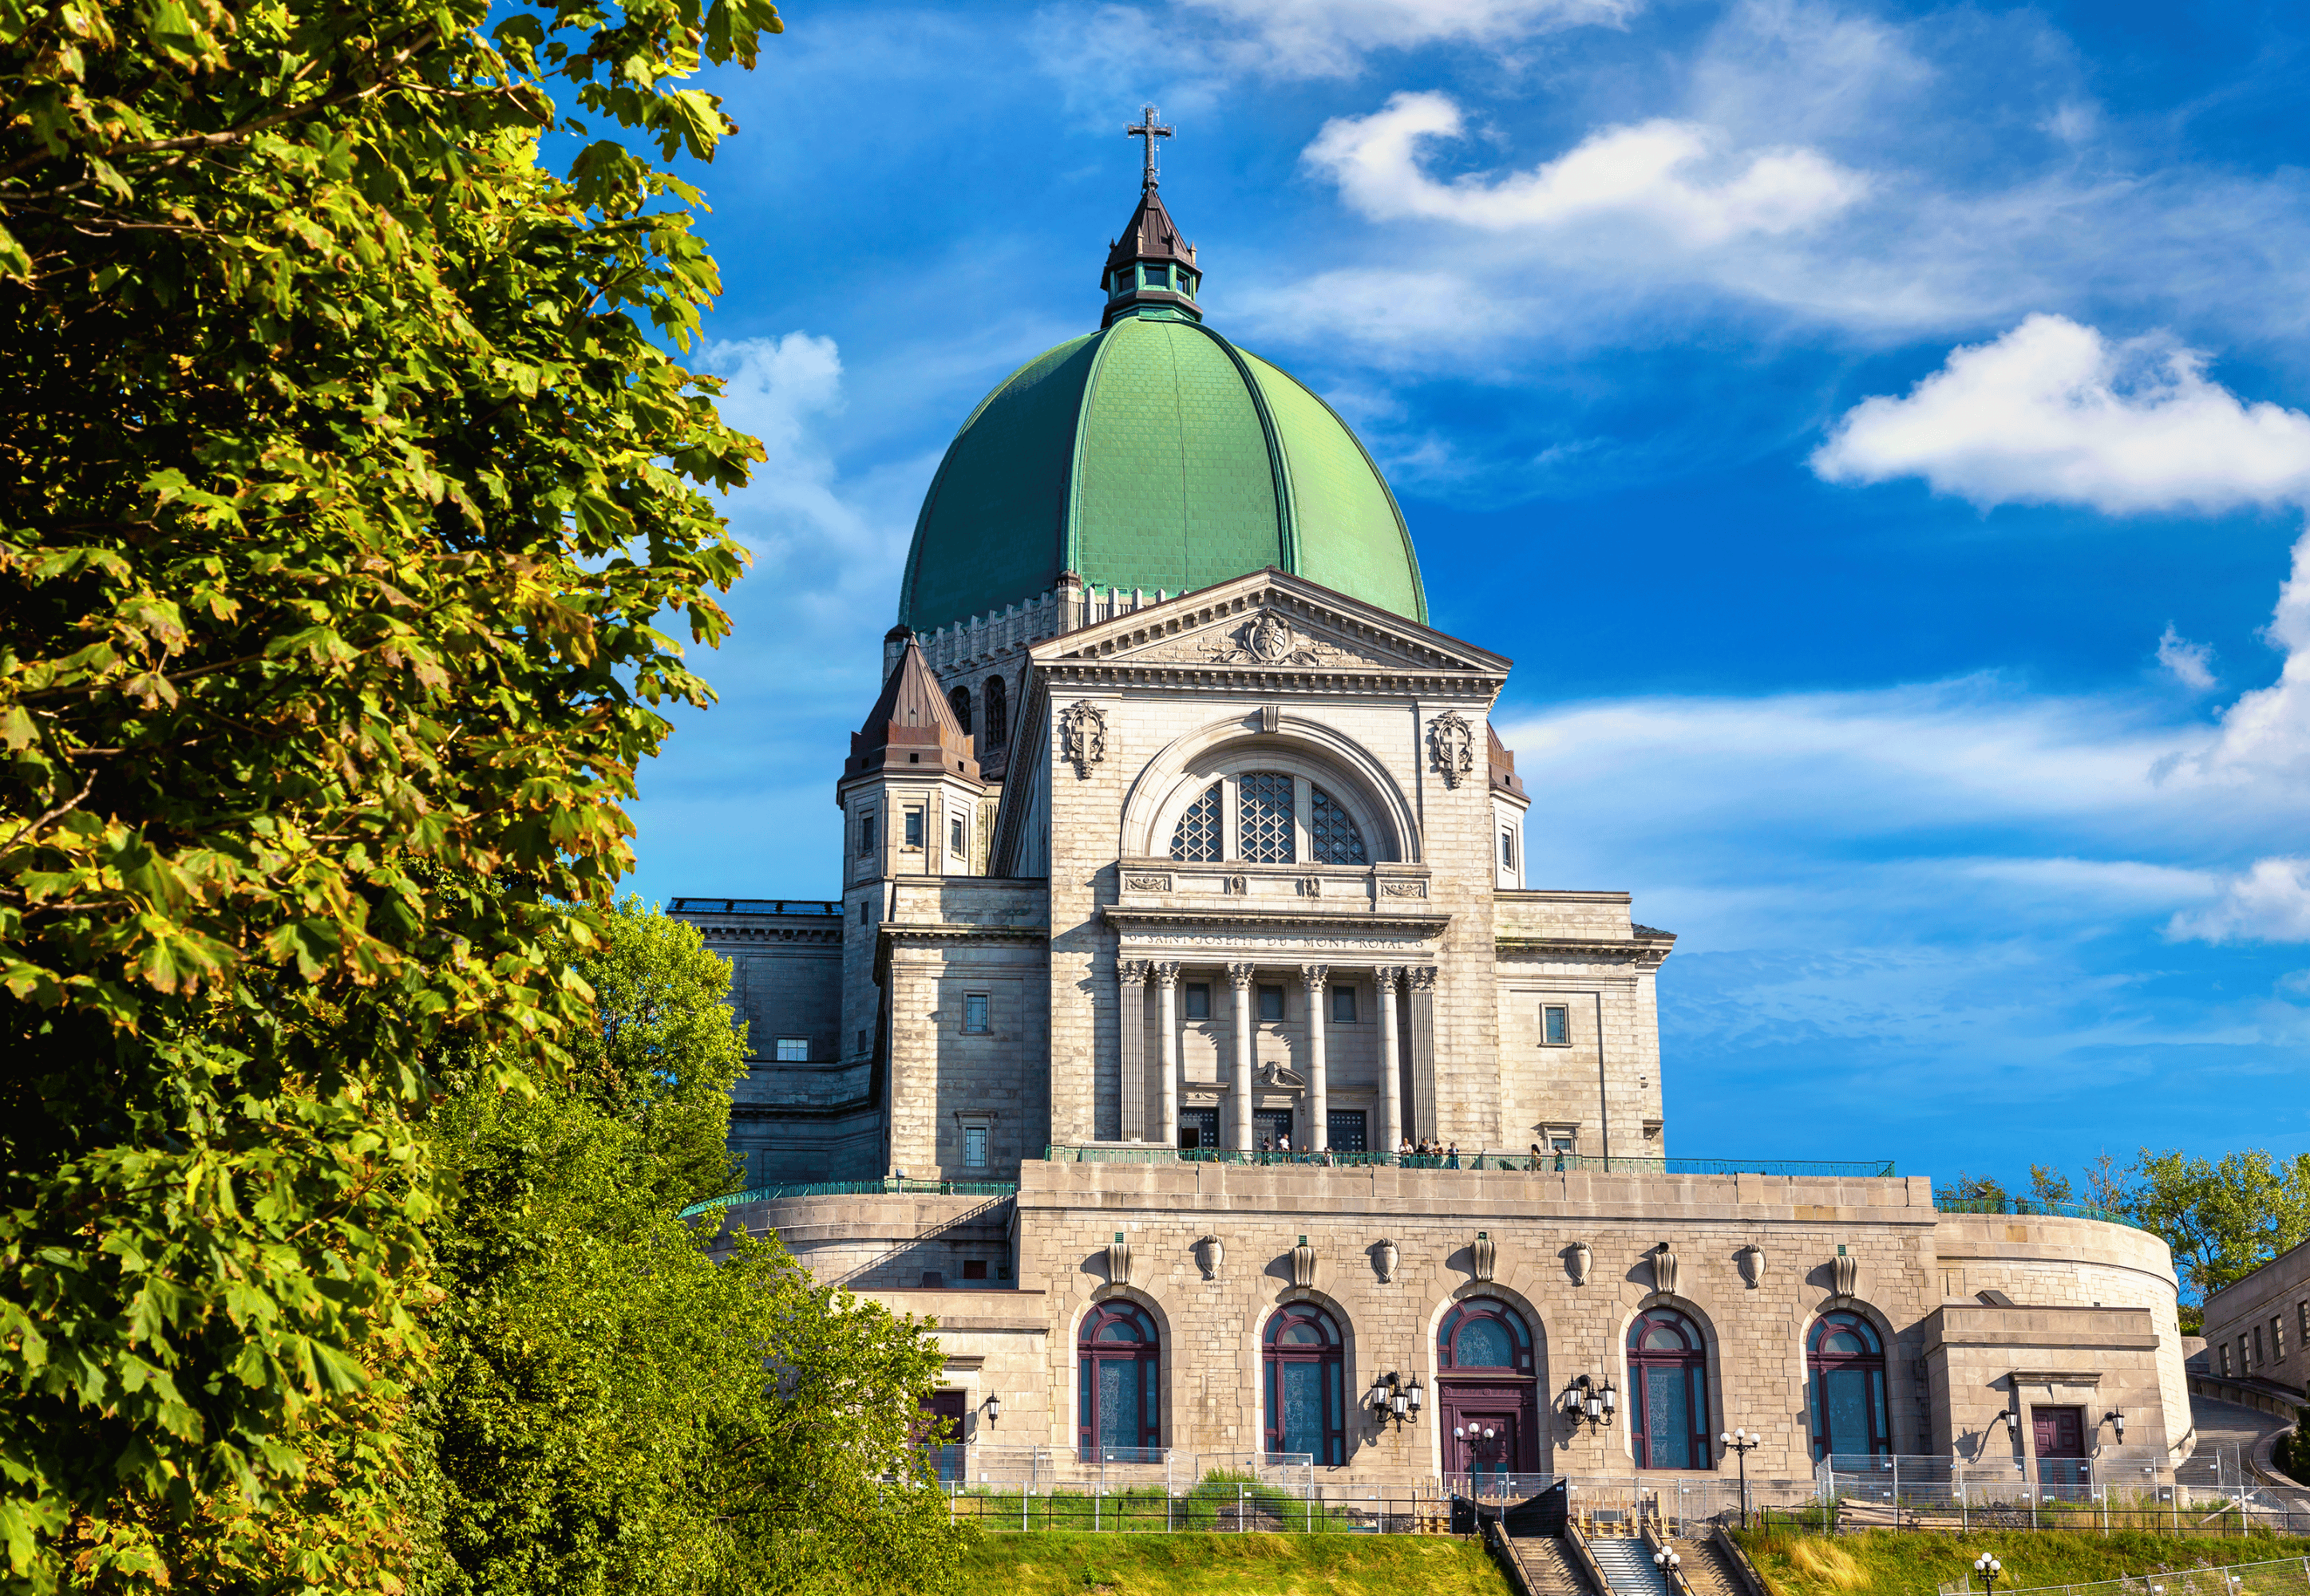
622,0,2310,1187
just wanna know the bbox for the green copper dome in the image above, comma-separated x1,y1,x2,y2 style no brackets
896,192,1426,635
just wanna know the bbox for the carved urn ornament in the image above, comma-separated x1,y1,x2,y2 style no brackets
1195,1234,1223,1281
1569,1240,1593,1286
1106,1231,1132,1288
1737,1243,1766,1290
1651,1242,1679,1297
1059,701,1108,778
1291,1235,1317,1289
1472,1230,1497,1284
1831,1246,1858,1298
1376,1238,1400,1284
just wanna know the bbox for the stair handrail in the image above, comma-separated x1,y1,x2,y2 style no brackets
1710,1523,1774,1596
1564,1519,1617,1596
1486,1519,1541,1596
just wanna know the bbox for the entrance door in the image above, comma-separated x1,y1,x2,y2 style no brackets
2031,1405,2087,1488
1446,1405,1521,1489
1256,1108,1293,1155
1327,1110,1368,1152
917,1388,967,1482
1180,1108,1219,1152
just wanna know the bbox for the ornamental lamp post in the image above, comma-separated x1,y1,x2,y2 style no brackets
1975,1553,2003,1596
1720,1428,1762,1528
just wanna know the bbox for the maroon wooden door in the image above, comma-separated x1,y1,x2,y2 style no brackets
1439,1385,1537,1474
2031,1406,2085,1458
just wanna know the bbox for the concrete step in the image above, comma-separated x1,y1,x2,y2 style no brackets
1590,1534,1672,1596
1505,1536,1599,1596
1667,1538,1744,1596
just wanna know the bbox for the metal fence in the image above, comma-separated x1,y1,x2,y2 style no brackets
1929,1191,2145,1231
1803,1447,2310,1535
932,1445,1450,1535
1936,1555,2310,1596
678,1177,1017,1217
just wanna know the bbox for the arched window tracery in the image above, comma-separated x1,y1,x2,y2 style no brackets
983,674,1007,748
1162,768,1380,865
1806,1311,1889,1461
1263,1304,1346,1464
1627,1307,1709,1470
1438,1298,1533,1373
947,685,971,737
1078,1302,1161,1457
1170,783,1223,862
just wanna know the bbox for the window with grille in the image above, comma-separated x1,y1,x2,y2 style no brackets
1169,782,1223,861
963,994,989,1033
1308,784,1367,864
1239,772,1295,863
1541,1004,1570,1046
775,1037,808,1062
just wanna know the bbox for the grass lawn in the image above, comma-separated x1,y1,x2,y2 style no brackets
1733,1528,2310,1596
954,1531,1513,1595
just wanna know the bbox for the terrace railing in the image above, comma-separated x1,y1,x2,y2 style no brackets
1930,1190,2144,1230
678,1177,1017,1219
1043,1145,1896,1179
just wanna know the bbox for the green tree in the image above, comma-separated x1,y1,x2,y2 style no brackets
417,900,963,1596
0,0,775,1586
2027,1164,2074,1207
566,895,751,1207
2129,1148,2310,1304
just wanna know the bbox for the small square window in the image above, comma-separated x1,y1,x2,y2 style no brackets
951,816,965,855
962,1258,989,1280
904,809,924,848
963,1125,989,1167
1184,982,1211,1021
963,993,990,1033
1258,984,1285,1021
1550,1135,1574,1153
1541,1004,1570,1046
1331,986,1356,1025
857,812,876,855
775,1037,808,1062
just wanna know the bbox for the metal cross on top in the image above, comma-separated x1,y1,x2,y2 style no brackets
1125,103,1173,189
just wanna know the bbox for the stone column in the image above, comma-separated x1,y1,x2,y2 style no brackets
1301,962,1329,1151
1155,961,1181,1148
1228,962,1257,1153
1408,966,1438,1147
1117,958,1150,1143
1377,966,1403,1155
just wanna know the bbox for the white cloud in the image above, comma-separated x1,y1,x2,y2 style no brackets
1181,0,1636,77
1811,315,2310,514
2157,625,2217,692
2203,530,2310,778
2168,858,2310,943
1307,92,1865,246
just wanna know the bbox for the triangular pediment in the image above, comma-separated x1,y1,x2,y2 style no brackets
1034,569,1509,680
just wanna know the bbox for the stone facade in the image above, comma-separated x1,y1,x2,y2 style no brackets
2200,1235,2310,1396
684,568,2192,1487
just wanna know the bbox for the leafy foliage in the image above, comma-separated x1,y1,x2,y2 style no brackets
2126,1148,2310,1305
0,0,777,1586
417,905,964,1595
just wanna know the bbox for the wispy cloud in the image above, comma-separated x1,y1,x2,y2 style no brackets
2158,626,2218,692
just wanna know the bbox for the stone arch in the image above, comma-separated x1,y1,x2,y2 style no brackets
1254,1286,1363,1467
1119,712,1420,863
1070,1280,1177,1453
1418,1282,1549,1479
1798,1298,1898,1464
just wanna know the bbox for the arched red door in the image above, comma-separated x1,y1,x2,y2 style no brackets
1436,1298,1541,1479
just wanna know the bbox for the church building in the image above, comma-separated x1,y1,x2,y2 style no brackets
678,124,2191,1492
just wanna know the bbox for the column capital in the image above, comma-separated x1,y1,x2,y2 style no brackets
1225,961,1257,988
1119,958,1153,986
1409,965,1438,992
1375,964,1406,989
1299,962,1330,989
1153,959,1181,989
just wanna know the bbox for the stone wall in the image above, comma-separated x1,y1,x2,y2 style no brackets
2201,1234,2310,1393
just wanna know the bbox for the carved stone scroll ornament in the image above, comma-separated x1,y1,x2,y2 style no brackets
1569,1241,1592,1286
1106,1232,1132,1288
1291,1235,1317,1289
1196,610,1347,668
1428,710,1475,788
1376,1239,1400,1284
1124,873,1173,892
1472,1231,1497,1284
1381,880,1426,899
1831,1250,1858,1298
1737,1243,1766,1290
1059,701,1109,778
1195,1234,1224,1281
1651,1243,1679,1297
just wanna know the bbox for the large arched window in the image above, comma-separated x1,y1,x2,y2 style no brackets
1166,772,1372,864
1438,1298,1533,1373
947,685,971,737
983,674,1007,749
1264,1304,1346,1464
1807,1312,1889,1461
1627,1308,1709,1470
1078,1302,1160,1457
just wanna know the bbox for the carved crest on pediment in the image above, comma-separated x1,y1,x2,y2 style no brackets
1121,608,1406,670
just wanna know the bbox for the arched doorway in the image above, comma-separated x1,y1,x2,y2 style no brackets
1078,1301,1161,1459
1627,1306,1709,1469
1807,1311,1890,1461
1435,1298,1541,1479
1263,1303,1347,1464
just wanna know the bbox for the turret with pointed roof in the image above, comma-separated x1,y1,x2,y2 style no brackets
846,634,979,781
1102,185,1203,328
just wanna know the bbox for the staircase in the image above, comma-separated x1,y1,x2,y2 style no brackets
1667,1539,1746,1596
1589,1535,1671,1596
1499,1535,1596,1596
